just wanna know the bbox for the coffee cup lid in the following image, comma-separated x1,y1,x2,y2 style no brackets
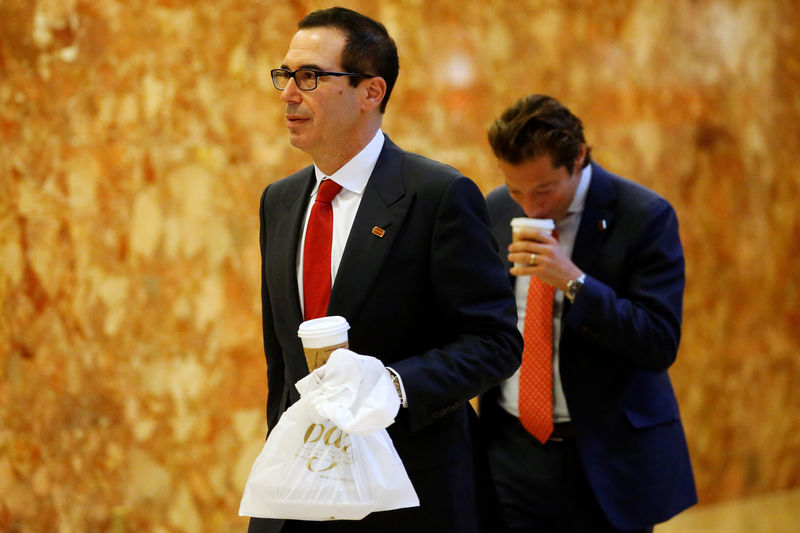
510,217,555,230
298,316,350,347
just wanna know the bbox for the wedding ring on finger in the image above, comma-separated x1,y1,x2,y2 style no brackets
529,253,536,266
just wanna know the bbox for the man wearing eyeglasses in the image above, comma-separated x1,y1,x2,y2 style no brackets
249,7,522,533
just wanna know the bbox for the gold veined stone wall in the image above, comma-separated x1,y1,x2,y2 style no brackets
1,0,799,530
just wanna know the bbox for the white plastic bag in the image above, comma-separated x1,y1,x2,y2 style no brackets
239,349,419,520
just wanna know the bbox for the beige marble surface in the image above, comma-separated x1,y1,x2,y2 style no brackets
2,0,799,530
657,488,800,533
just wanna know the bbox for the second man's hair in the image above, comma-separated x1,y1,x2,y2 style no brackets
488,94,592,171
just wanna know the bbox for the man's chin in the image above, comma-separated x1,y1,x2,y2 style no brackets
287,133,307,150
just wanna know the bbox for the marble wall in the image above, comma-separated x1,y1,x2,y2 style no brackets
1,0,798,530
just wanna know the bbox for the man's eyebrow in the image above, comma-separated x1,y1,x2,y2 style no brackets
279,63,325,71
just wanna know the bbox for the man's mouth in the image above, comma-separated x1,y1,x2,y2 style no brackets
285,114,310,127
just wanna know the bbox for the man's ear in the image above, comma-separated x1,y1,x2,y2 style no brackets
361,76,387,112
573,144,588,173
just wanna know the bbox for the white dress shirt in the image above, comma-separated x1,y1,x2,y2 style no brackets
296,129,384,311
294,129,408,405
499,164,592,423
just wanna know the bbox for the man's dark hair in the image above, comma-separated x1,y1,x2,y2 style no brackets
488,94,592,171
299,7,399,114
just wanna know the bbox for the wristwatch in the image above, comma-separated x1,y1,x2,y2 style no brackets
565,273,586,302
388,369,403,400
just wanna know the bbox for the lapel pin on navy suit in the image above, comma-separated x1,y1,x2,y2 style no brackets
371,226,386,238
597,219,608,232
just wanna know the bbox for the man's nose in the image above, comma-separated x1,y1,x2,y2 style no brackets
280,77,302,103
522,196,543,218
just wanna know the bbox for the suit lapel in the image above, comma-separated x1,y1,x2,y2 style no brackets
328,138,411,320
571,164,617,270
275,168,315,332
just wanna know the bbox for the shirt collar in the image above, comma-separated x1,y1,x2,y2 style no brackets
566,163,592,214
313,129,385,195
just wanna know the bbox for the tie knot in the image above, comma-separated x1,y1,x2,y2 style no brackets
316,179,343,204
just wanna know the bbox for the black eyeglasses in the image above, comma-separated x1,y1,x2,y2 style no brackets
270,68,375,91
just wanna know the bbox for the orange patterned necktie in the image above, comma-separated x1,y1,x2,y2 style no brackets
518,235,556,443
303,179,342,320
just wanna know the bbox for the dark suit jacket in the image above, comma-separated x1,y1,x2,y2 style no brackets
251,136,522,532
480,163,697,530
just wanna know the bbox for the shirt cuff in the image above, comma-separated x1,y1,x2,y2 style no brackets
385,367,408,408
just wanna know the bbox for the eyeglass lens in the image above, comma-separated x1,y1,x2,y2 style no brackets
273,69,318,91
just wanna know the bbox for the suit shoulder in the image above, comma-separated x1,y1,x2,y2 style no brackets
261,166,312,198
393,149,490,207
267,166,313,189
600,166,674,215
593,167,681,243
486,185,511,206
401,150,466,184
485,185,521,223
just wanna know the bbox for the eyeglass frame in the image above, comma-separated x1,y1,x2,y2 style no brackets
270,68,377,91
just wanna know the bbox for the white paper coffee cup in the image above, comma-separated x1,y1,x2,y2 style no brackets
297,316,350,372
510,218,555,268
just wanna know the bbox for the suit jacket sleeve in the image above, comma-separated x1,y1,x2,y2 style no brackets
259,185,285,432
389,175,523,430
566,194,685,372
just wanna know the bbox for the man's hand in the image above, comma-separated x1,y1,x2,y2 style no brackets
508,228,582,292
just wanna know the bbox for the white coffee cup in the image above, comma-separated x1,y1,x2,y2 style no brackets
510,218,555,268
297,316,350,371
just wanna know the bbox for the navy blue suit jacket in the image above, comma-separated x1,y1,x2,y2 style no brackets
252,136,522,532
480,163,697,530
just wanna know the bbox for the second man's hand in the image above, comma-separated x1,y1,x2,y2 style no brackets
508,228,582,292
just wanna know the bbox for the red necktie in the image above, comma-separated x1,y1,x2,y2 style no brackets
518,245,556,444
303,179,342,320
